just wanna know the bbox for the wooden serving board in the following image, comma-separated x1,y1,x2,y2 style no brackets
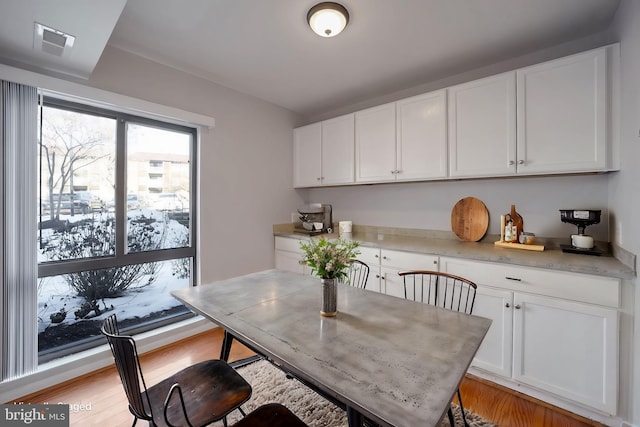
450,197,489,242
494,241,545,251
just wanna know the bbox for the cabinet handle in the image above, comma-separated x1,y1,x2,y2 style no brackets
316,177,321,181
375,254,379,258
508,160,515,166
515,304,522,309
505,276,521,282
518,160,525,165
376,274,380,279
391,170,398,175
505,303,510,308
396,169,401,174
433,260,438,264
383,256,388,260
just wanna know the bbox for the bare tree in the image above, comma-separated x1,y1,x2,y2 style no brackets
39,106,113,220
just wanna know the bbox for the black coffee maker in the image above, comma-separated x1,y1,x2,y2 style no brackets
295,204,333,235
559,209,602,255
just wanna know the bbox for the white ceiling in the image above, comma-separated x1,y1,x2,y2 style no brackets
0,0,126,79
0,0,621,117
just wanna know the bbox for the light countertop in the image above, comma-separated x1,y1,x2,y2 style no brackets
274,224,636,280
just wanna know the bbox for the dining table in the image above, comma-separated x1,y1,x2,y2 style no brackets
171,269,491,427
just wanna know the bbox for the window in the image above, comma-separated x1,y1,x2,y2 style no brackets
37,97,197,362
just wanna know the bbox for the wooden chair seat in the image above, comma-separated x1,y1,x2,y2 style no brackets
144,360,252,427
231,403,308,427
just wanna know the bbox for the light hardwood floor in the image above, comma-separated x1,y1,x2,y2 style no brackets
11,327,605,427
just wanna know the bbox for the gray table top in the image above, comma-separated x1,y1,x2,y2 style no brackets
172,269,492,427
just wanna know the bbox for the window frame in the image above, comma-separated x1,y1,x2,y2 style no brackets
36,96,198,361
37,97,198,279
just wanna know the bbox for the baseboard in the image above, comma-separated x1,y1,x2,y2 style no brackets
0,316,215,403
467,368,625,427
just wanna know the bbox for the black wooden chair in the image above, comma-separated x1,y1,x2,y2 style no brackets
345,259,370,289
101,314,252,427
397,270,478,427
231,403,307,427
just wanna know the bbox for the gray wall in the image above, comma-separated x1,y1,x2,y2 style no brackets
307,175,610,241
89,46,304,282
609,0,640,424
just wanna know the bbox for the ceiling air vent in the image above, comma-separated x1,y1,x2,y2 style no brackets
34,22,75,57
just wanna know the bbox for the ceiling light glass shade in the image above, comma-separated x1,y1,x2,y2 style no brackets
307,2,349,37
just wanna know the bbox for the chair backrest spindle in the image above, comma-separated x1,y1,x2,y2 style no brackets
398,270,477,315
345,259,370,289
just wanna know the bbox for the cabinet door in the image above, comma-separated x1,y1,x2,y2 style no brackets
293,123,322,187
381,251,439,299
448,72,517,178
322,114,355,185
470,286,513,378
357,246,381,293
355,103,397,183
516,48,607,174
512,293,618,413
381,267,405,299
396,90,447,180
275,250,305,274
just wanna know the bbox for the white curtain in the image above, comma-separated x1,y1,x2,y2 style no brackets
1,80,38,381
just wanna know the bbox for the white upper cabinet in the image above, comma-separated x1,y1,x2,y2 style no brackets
516,47,610,174
448,72,517,178
396,90,448,180
321,114,355,185
293,123,322,187
355,90,447,184
355,102,397,183
293,114,355,188
294,44,619,187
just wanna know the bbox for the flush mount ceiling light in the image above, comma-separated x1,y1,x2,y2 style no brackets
307,2,349,38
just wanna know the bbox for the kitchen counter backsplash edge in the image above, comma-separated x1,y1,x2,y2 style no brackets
273,223,636,280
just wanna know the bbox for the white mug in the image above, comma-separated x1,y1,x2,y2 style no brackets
339,221,352,236
571,234,594,249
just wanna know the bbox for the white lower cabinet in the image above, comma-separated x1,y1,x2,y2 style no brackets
356,245,382,292
472,286,514,377
274,237,621,415
441,256,619,414
380,249,439,297
274,236,308,275
512,292,618,413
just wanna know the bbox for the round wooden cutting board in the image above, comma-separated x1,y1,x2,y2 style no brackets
451,197,490,242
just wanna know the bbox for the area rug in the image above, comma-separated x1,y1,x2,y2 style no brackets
212,359,497,427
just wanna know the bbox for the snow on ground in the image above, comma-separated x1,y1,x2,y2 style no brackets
37,209,190,334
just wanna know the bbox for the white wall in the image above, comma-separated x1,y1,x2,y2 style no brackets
308,175,611,241
88,46,304,282
609,0,640,424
